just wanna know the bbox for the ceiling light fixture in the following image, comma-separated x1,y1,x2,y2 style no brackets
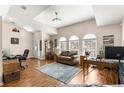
52,12,62,25
21,5,27,10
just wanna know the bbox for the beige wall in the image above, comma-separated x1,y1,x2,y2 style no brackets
2,22,33,57
0,16,2,85
51,19,122,54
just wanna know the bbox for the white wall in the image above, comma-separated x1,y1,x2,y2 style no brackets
51,19,122,54
0,16,2,85
40,25,56,59
122,18,124,45
33,31,50,59
2,22,33,58
41,24,57,35
41,31,50,59
33,31,41,58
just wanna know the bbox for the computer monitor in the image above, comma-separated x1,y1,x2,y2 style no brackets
105,46,124,60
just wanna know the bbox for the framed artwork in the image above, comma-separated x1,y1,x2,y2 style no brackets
54,39,57,47
50,40,53,48
40,40,42,51
103,35,114,47
11,38,19,44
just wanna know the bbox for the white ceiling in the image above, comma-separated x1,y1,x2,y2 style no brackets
34,5,94,28
6,5,49,20
3,5,124,35
4,5,57,35
0,6,10,19
93,5,124,26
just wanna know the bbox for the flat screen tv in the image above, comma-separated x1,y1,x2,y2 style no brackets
105,46,124,60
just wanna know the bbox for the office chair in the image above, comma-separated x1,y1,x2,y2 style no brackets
18,49,29,69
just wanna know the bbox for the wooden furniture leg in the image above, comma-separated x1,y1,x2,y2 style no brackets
83,62,85,83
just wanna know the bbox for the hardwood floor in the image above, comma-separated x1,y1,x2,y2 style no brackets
3,59,118,87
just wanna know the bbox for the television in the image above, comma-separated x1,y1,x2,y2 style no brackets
105,46,124,60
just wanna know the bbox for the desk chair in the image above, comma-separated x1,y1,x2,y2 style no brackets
18,49,29,69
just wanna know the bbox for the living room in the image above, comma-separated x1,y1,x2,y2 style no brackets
0,5,124,88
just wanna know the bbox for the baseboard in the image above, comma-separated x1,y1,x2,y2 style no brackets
27,56,35,59
28,57,37,59
0,82,3,86
27,57,45,60
40,58,45,60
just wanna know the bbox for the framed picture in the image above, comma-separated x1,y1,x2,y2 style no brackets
54,39,57,47
11,38,19,44
40,40,42,51
103,35,114,47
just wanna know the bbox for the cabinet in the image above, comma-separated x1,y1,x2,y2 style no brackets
3,59,20,84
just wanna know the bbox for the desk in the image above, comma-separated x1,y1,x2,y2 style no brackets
3,59,20,72
84,60,118,70
3,59,20,84
80,56,118,70
80,56,119,82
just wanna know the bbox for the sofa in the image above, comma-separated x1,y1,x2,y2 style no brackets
56,51,78,66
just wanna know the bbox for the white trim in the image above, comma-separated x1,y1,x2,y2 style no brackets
28,56,35,58
59,37,67,41
0,82,3,86
40,58,45,60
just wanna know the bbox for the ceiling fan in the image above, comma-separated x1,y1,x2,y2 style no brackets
21,5,27,10
52,12,62,23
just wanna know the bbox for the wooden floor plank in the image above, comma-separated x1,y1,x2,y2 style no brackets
2,59,118,87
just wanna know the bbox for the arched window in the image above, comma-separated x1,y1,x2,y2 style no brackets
59,37,67,52
69,35,79,51
82,34,97,57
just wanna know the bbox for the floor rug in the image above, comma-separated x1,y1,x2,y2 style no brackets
36,63,81,83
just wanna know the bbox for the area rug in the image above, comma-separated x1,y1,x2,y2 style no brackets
36,63,81,83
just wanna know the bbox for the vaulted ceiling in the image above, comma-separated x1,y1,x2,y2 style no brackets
0,5,124,35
